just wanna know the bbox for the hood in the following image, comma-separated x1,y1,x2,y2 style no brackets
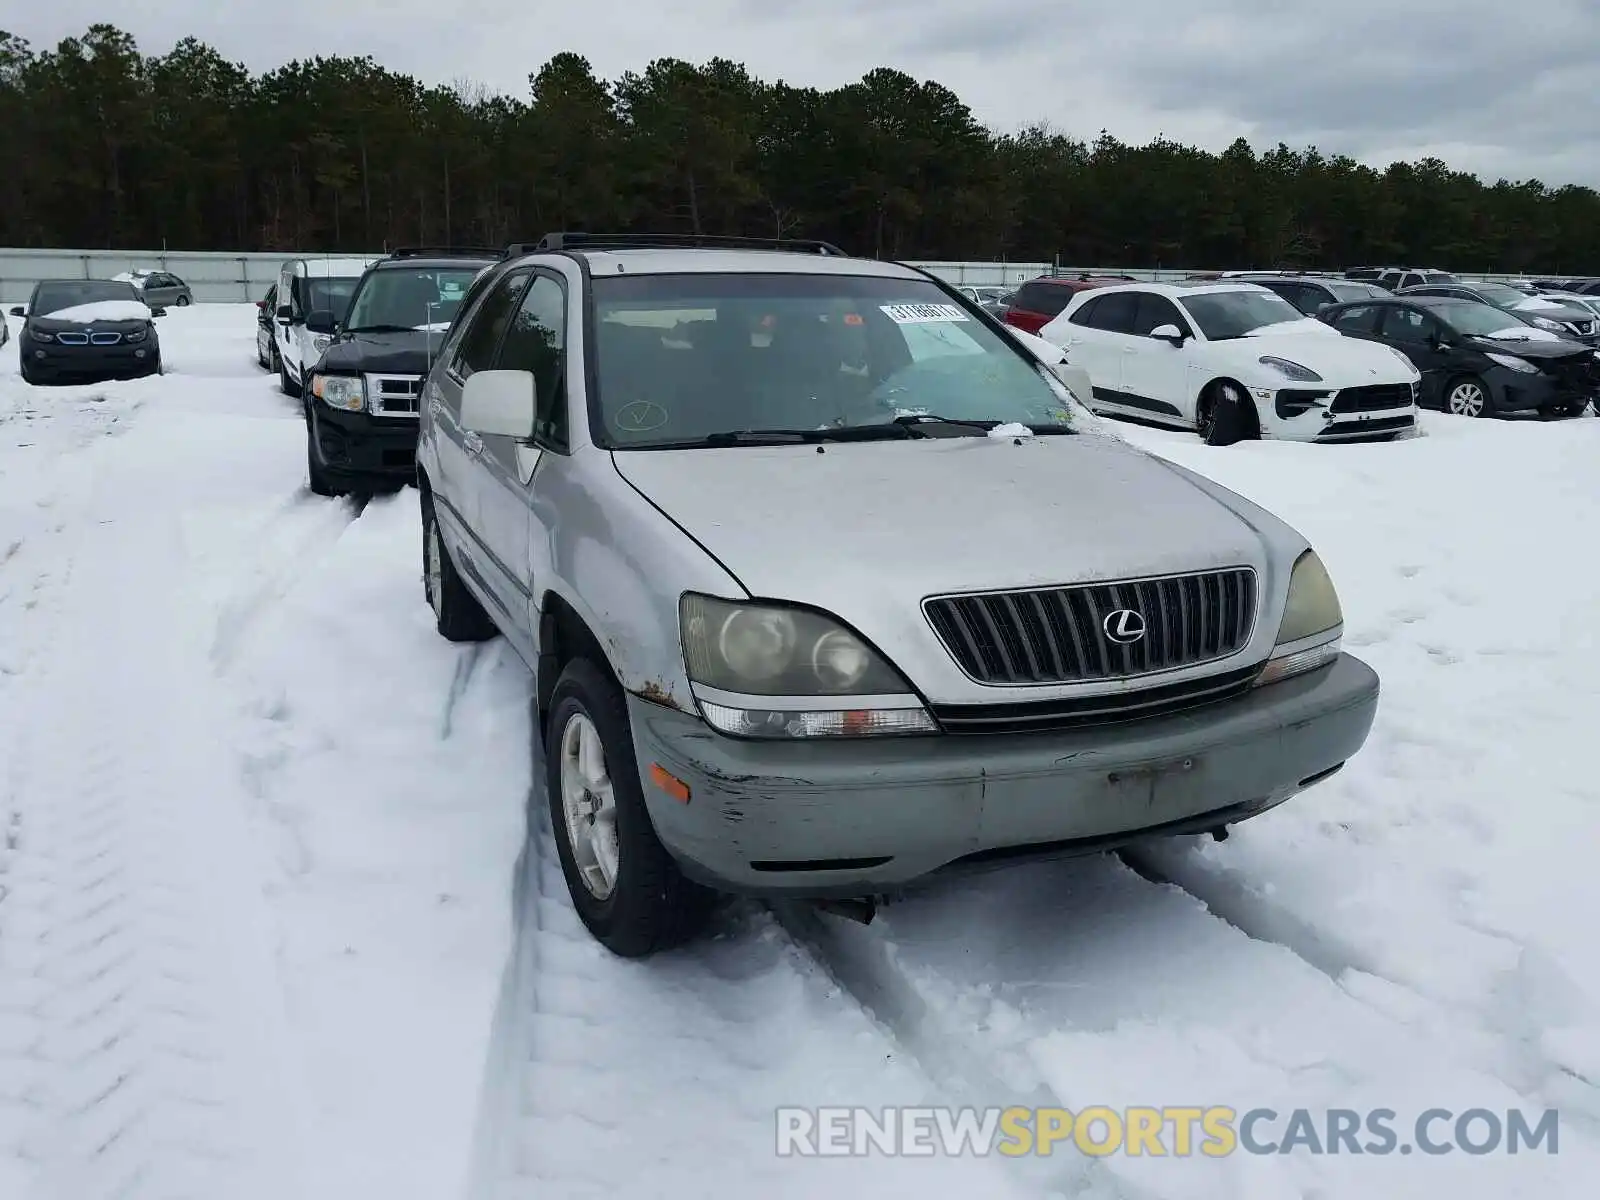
1215,328,1420,382
315,328,448,377
35,300,152,325
1465,333,1595,360
613,435,1277,698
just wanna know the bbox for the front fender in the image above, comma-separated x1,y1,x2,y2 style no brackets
536,452,747,714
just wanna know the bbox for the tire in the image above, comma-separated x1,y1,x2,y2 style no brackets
279,355,301,398
306,411,342,497
545,658,714,957
1198,380,1254,446
421,498,497,642
176,295,190,307
1444,376,1490,418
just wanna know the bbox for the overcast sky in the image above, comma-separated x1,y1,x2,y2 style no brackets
11,0,1600,187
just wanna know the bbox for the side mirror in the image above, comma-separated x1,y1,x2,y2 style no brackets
150,307,168,317
1149,324,1187,346
276,304,293,323
8,306,23,318
305,308,337,335
461,369,537,439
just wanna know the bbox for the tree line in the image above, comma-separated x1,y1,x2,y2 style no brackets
3,23,1600,273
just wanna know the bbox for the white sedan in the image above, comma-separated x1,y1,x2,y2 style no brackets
1040,281,1422,445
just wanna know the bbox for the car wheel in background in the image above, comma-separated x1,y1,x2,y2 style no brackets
1444,376,1490,418
420,497,496,641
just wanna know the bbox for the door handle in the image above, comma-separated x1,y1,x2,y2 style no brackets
463,431,484,455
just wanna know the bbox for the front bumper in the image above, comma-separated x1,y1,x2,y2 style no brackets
1483,364,1598,413
1259,383,1416,443
309,403,419,480
629,653,1380,897
22,340,160,381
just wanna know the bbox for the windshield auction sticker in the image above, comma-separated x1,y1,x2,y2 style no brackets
880,303,970,323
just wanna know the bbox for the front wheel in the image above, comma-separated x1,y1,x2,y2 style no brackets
545,658,714,957
1198,381,1255,446
176,295,191,307
1444,376,1490,417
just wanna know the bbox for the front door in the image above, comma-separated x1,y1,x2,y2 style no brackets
432,267,531,615
473,271,572,652
1375,305,1451,407
1121,292,1197,421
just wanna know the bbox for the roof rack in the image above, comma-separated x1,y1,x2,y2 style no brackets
386,245,504,260
506,232,848,258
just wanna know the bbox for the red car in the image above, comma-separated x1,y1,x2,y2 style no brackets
1002,276,1129,334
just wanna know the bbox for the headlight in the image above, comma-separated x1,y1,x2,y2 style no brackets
1255,550,1342,687
679,593,935,737
313,334,333,352
1384,345,1420,375
30,327,55,342
1530,316,1563,332
312,373,365,411
1259,356,1323,383
125,327,148,343
1484,351,1537,374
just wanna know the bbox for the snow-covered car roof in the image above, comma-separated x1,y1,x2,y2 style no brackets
299,257,378,278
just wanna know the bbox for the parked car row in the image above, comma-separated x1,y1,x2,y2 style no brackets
267,231,1380,956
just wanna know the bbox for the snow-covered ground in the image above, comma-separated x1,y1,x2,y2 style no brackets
0,305,1595,1199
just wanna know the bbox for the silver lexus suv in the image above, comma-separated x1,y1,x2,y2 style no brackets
415,233,1380,958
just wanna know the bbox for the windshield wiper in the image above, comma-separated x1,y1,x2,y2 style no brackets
891,414,1078,436
343,323,424,334
688,425,919,446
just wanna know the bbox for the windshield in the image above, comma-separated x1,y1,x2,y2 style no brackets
1467,283,1529,305
343,266,486,331
1325,281,1387,303
305,278,360,320
32,280,141,315
1179,289,1307,339
1437,302,1534,337
590,273,1088,447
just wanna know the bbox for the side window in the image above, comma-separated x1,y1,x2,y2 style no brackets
1129,293,1189,336
1068,295,1104,327
1380,306,1436,343
1089,291,1139,333
495,274,568,448
451,269,530,380
1330,304,1377,334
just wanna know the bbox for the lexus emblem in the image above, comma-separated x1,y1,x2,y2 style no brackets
1102,608,1147,644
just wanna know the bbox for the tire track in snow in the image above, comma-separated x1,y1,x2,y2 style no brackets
463,750,1031,1200
0,472,310,1199
208,489,367,674
784,852,1595,1197
1122,841,1600,1131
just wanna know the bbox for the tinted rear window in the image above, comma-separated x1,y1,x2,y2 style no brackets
1012,282,1074,317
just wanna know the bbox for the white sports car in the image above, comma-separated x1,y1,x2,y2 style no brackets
1042,281,1421,444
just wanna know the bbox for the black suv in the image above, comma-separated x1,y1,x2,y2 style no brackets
1319,295,1598,418
302,247,502,495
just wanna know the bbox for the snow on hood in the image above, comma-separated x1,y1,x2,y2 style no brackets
1242,318,1338,338
40,300,152,324
1484,326,1562,342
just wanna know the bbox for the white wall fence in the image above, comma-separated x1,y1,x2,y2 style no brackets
0,246,1545,303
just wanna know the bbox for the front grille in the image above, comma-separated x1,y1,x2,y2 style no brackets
90,331,122,345
1542,355,1600,392
364,373,422,416
55,331,89,345
923,567,1258,686
1328,383,1413,413
930,663,1263,734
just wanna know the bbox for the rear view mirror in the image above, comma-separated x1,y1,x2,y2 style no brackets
461,369,537,439
305,308,337,335
1150,324,1186,346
